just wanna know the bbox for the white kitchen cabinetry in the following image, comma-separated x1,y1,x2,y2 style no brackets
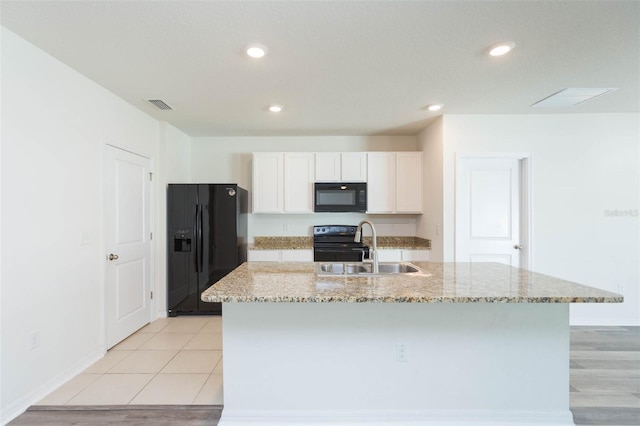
367,152,422,214
253,153,314,213
376,249,431,262
367,152,396,213
401,249,430,262
248,250,313,262
284,153,314,213
377,249,402,262
281,250,314,262
253,153,283,213
395,152,423,213
315,152,367,182
247,250,281,262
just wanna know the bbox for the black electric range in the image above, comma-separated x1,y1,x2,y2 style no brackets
313,225,370,262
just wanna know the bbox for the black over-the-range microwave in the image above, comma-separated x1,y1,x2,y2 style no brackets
314,182,367,213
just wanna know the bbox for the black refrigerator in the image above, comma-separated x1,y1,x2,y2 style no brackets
167,184,248,316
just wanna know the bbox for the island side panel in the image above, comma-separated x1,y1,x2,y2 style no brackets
220,302,573,425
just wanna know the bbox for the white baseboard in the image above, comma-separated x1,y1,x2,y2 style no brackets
218,409,575,426
1,346,105,425
570,318,639,326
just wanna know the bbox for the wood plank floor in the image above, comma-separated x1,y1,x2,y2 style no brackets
9,405,222,425
9,326,639,425
569,326,639,425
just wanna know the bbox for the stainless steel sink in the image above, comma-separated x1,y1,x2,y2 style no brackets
318,263,372,274
377,263,422,274
317,262,426,276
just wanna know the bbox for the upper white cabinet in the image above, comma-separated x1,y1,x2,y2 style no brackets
315,152,367,182
253,151,421,214
284,152,314,213
395,152,423,213
367,152,423,214
253,152,314,213
367,152,396,213
253,152,283,213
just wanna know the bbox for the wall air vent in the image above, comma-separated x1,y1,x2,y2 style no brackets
147,99,173,110
531,88,617,108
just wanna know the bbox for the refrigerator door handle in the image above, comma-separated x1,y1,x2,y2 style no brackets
194,204,200,272
198,203,204,272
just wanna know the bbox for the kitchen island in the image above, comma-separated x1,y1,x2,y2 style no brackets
202,262,621,426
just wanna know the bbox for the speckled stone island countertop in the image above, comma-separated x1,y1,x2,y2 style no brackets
201,261,622,304
248,236,431,250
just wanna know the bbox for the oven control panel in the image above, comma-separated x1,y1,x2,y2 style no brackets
313,225,357,236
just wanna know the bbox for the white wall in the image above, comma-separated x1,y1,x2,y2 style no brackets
190,136,420,239
155,122,192,319
0,28,163,422
440,114,639,326
416,118,444,261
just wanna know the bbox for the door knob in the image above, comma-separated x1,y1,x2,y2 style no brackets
513,245,522,250
108,253,119,261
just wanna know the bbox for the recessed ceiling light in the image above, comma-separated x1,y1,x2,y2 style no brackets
268,105,283,112
427,104,443,111
246,44,267,58
489,42,515,57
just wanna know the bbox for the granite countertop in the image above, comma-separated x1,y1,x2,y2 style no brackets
248,236,431,250
249,236,313,250
201,261,622,304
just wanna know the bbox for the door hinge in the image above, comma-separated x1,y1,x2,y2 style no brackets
150,232,153,240
150,291,153,300
149,172,153,181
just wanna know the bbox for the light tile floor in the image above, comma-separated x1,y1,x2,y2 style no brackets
36,316,223,406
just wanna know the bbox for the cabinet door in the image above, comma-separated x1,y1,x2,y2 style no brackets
253,153,283,213
247,250,281,261
377,249,402,262
367,152,396,213
281,250,314,262
315,153,341,182
284,153,314,213
396,152,423,213
341,152,367,182
401,249,430,262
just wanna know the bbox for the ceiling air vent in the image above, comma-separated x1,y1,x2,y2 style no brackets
147,99,173,110
531,88,617,108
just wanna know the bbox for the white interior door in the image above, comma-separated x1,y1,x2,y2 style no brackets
105,145,152,348
455,157,522,267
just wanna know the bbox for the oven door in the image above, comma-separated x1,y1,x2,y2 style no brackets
313,246,369,262
314,183,367,213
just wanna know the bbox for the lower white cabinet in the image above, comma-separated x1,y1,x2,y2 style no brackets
281,250,314,262
248,249,428,263
377,249,430,262
247,250,281,262
248,250,313,262
377,249,402,262
401,249,430,262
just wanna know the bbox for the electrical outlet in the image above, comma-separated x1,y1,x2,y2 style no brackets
396,343,408,362
283,224,289,232
29,331,40,350
435,224,440,236
618,284,625,295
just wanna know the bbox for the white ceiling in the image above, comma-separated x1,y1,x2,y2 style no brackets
2,0,638,137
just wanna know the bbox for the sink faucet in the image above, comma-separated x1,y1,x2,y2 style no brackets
355,220,378,273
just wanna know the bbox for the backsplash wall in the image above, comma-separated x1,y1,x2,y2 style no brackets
249,213,418,242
